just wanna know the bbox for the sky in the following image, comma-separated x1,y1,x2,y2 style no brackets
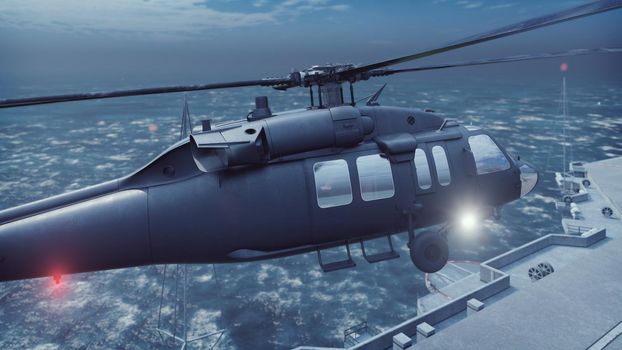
0,0,621,95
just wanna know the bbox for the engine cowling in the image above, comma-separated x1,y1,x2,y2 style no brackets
190,106,374,172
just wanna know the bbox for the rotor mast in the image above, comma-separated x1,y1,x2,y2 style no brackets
280,64,358,108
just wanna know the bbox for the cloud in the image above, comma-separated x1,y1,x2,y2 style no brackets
253,0,270,7
0,0,275,36
330,4,350,11
273,0,349,16
439,0,515,10
0,0,350,37
456,1,483,9
488,3,516,10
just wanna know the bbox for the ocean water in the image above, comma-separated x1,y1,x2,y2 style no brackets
0,75,621,349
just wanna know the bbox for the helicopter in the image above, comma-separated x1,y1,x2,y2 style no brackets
0,0,621,283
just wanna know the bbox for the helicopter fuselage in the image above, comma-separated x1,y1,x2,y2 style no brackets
0,104,535,282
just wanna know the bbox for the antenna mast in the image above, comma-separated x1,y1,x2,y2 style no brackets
562,76,567,174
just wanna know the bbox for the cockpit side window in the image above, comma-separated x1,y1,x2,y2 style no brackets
356,154,395,201
468,134,511,175
313,159,353,208
414,148,432,190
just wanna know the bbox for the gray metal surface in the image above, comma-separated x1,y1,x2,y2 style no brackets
585,157,622,218
296,156,622,350
0,103,532,281
416,228,621,349
0,189,151,281
372,48,622,76
415,156,622,349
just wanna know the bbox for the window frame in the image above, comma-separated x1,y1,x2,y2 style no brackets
312,159,354,209
356,153,396,202
431,143,452,187
413,147,434,191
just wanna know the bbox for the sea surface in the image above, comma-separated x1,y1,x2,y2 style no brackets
0,75,621,349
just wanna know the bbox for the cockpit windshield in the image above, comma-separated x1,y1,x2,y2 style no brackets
468,134,510,175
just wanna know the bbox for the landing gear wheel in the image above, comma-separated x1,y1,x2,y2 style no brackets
582,179,591,187
602,207,613,218
537,262,554,276
409,232,448,273
528,267,543,281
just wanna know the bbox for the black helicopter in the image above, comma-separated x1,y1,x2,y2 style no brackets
0,0,621,283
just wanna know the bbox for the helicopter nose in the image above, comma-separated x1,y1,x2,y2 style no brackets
519,162,539,197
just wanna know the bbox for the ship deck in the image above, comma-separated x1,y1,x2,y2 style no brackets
295,156,622,350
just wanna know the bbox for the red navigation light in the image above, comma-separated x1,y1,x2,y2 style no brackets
53,274,62,285
560,62,569,72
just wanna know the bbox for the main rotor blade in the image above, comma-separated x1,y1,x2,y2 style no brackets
340,0,622,79
371,47,622,76
0,77,292,109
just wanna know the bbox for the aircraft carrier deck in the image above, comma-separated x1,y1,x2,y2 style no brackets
296,156,622,350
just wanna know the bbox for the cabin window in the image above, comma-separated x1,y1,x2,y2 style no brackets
313,159,353,208
468,134,510,175
432,145,451,186
414,148,432,190
356,154,395,201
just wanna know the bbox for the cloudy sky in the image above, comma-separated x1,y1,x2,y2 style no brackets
0,0,620,94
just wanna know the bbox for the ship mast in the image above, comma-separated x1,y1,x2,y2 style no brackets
562,76,567,174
